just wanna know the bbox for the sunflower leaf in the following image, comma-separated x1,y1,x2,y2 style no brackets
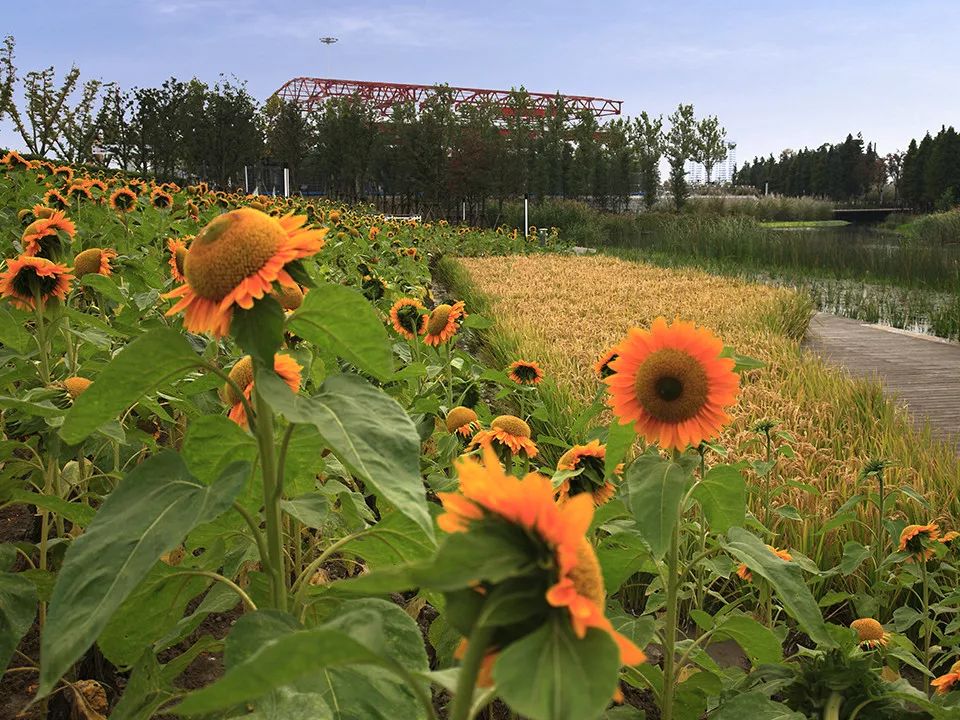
623,453,692,560
232,295,284,367
287,282,393,382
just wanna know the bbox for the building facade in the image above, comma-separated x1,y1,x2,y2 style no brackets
685,141,737,184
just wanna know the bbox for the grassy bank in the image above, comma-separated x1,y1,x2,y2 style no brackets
446,254,960,575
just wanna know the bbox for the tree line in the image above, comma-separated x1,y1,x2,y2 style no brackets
736,127,960,211
0,36,730,221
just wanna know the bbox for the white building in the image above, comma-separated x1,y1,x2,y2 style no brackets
685,141,737,184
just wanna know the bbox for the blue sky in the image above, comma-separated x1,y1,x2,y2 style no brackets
3,0,958,164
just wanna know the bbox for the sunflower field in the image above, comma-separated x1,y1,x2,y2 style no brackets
1,150,959,720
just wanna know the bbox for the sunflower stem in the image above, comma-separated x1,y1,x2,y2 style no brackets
252,363,287,611
445,342,454,410
450,622,494,720
661,516,681,720
33,291,51,384
921,559,931,695
875,469,885,575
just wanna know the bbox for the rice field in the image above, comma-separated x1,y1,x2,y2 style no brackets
454,254,960,562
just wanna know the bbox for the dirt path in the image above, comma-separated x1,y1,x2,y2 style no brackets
805,312,960,447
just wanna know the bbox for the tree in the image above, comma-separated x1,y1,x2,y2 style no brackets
884,152,903,202
663,103,697,210
631,112,663,209
693,115,727,184
263,95,313,189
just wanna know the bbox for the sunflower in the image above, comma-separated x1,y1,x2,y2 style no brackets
52,166,74,182
469,414,538,459
438,446,646,669
151,188,173,209
164,208,327,338
73,248,117,278
369,226,380,240
736,545,792,582
21,211,76,260
0,255,74,311
940,530,959,548
63,376,93,399
361,275,386,301
850,618,891,649
221,354,302,428
405,247,418,258
109,187,137,213
556,440,618,506
43,189,70,211
445,406,480,438
17,208,37,227
605,317,740,452
593,347,620,379
328,209,341,223
1,150,29,168
932,660,960,695
423,301,466,346
507,360,543,385
899,523,940,561
389,298,426,340
166,237,190,283
276,283,305,311
66,183,93,202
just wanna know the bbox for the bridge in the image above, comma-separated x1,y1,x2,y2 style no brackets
273,77,622,120
832,207,904,223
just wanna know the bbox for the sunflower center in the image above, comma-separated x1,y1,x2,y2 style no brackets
634,348,709,423
222,356,254,405
174,246,187,276
513,364,539,382
491,415,530,438
184,209,285,301
446,406,477,433
851,618,884,641
74,248,103,277
13,265,59,298
567,538,605,607
427,304,452,335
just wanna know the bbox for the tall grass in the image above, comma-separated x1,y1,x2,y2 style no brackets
906,208,960,245
663,194,835,221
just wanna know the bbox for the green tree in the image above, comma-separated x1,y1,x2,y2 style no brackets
631,112,663,209
693,115,727,184
664,103,696,210
263,96,314,189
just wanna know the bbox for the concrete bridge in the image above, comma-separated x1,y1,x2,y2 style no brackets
832,207,904,223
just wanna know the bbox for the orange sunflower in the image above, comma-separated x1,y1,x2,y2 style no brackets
221,354,303,428
736,545,792,582
43,189,70,211
556,440,619,506
151,188,173,209
469,415,538,459
63,376,93,399
109,187,138,213
507,360,543,386
445,406,480,438
164,209,327,337
0,255,74,310
593,347,620,379
899,523,940,562
438,446,646,669
21,211,76,260
850,618,891,649
167,237,191,283
940,530,959,549
605,317,740,452
73,248,117,278
389,298,426,340
422,301,466,346
932,660,960,695
67,183,93,202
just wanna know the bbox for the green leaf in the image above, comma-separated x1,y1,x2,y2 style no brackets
604,420,635,479
181,415,257,485
176,601,426,715
713,692,805,719
414,523,536,592
38,452,249,696
7,489,95,526
691,464,745,533
257,371,432,538
288,283,394,381
80,273,124,302
624,454,692,560
339,510,437,568
712,614,783,666
597,531,652,591
0,571,37,672
60,328,202,444
494,618,621,720
241,689,333,720
0,305,32,352
722,528,834,647
232,295,285,367
839,541,871,575
281,494,331,528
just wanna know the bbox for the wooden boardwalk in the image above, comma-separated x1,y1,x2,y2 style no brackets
805,313,960,446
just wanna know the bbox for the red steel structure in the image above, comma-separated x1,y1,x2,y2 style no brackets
274,77,622,119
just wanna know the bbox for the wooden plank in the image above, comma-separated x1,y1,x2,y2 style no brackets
805,313,960,449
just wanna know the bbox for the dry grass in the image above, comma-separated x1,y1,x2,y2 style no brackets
457,254,960,560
